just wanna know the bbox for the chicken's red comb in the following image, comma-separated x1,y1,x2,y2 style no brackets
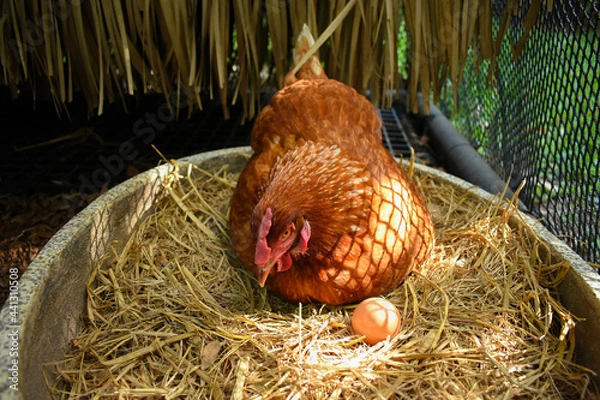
255,208,273,266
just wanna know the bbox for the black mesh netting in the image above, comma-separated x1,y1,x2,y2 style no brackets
449,0,600,267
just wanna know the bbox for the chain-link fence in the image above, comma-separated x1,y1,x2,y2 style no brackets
448,0,599,268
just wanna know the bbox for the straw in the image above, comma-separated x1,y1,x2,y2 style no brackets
46,158,594,398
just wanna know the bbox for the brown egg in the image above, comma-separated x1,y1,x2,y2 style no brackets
351,297,402,345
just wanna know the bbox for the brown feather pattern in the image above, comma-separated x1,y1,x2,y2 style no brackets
229,28,434,305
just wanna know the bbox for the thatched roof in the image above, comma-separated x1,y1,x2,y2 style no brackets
0,1,550,119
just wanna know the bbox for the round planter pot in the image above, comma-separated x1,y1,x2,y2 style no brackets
1,146,598,399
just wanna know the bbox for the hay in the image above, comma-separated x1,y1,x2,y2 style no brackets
1,1,403,119
2,2,549,119
46,158,594,399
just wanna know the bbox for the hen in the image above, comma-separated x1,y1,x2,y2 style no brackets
229,25,434,305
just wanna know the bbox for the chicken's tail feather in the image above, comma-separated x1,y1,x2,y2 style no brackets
284,24,327,86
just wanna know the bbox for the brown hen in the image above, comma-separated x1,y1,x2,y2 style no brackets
229,25,434,305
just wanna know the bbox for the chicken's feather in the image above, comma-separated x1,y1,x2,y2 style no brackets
284,24,327,85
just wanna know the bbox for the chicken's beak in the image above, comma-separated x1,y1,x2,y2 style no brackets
255,251,292,287
256,263,275,287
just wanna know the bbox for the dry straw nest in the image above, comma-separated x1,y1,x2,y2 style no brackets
47,156,594,399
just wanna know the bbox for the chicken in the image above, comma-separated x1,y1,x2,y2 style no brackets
228,25,434,305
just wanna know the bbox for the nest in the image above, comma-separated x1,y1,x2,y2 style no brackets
47,158,594,399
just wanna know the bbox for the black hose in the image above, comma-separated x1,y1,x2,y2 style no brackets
419,101,527,211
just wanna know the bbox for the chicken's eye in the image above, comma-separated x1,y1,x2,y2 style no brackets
280,228,291,240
